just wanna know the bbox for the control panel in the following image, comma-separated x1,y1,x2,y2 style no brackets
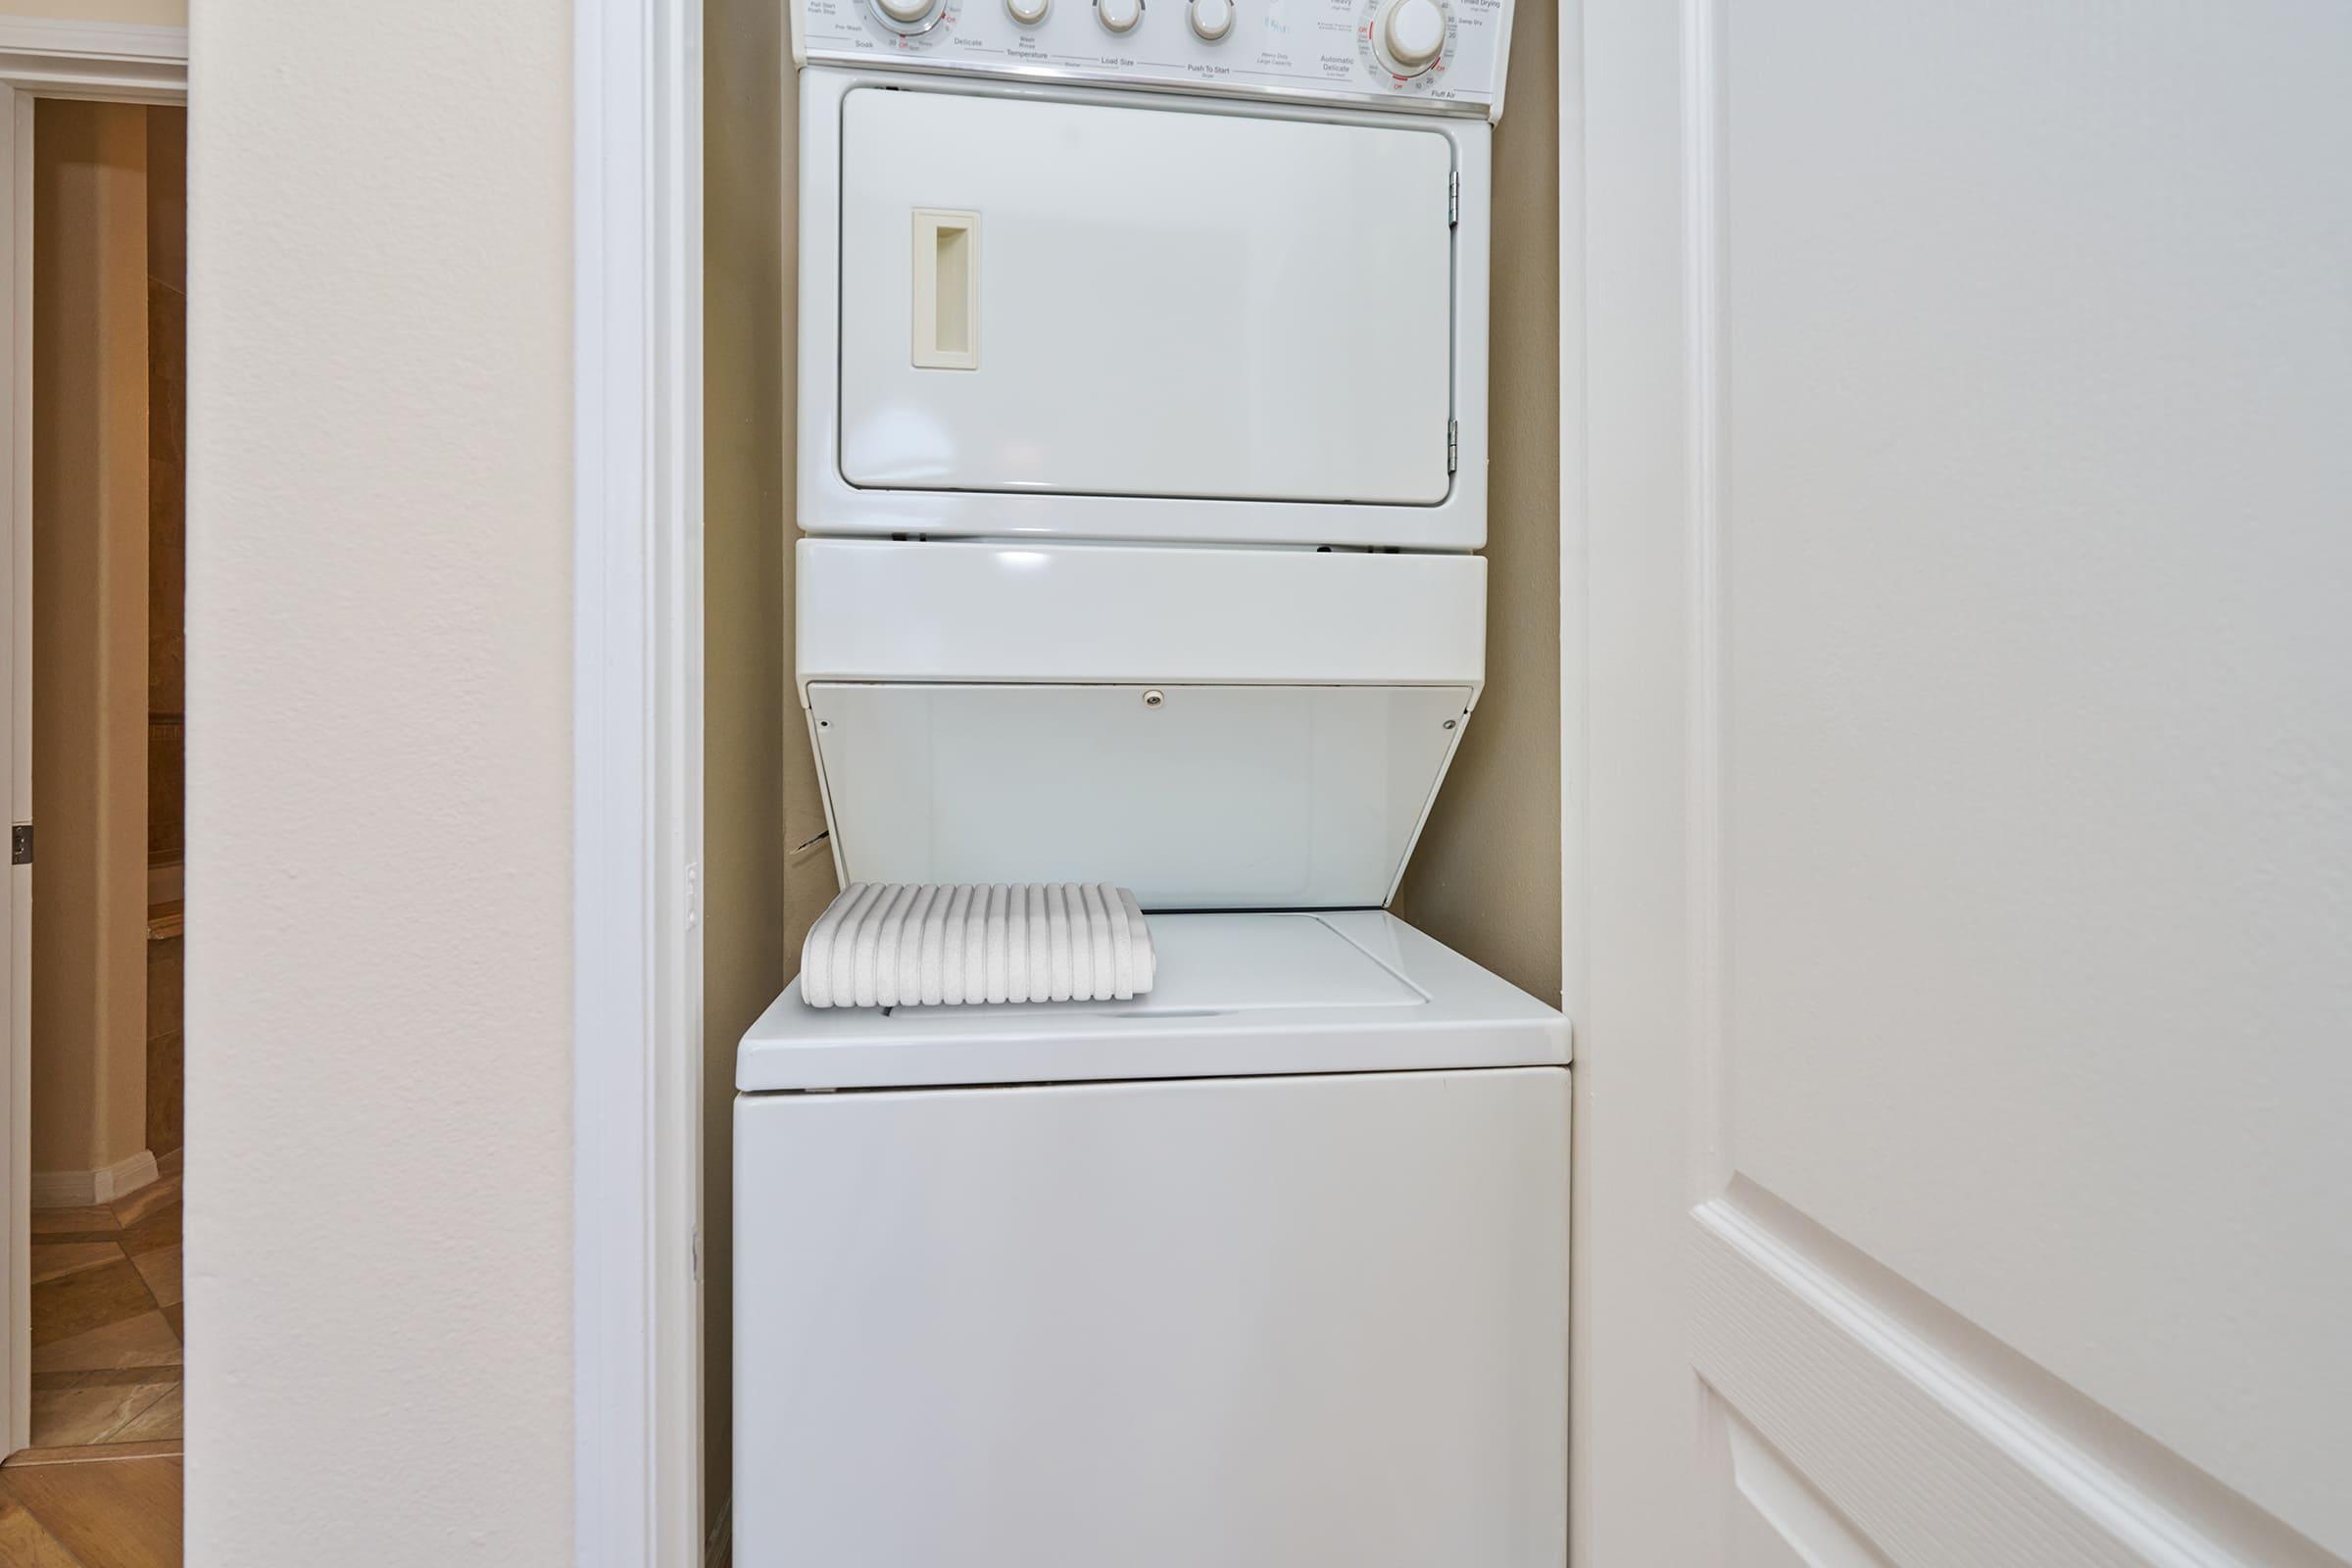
790,0,1515,118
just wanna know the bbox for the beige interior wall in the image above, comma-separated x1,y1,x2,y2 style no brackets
703,0,837,1541
703,0,786,1542
0,0,183,22
31,99,151,1177
1393,10,1563,1004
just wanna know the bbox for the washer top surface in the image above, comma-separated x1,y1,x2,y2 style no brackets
736,909,1568,1092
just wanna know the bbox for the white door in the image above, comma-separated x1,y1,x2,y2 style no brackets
837,89,1456,507
1575,4,2352,1566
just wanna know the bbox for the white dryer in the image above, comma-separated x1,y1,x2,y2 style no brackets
737,0,1564,1559
796,67,1494,548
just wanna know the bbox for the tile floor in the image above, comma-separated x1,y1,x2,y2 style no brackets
27,1152,183,1449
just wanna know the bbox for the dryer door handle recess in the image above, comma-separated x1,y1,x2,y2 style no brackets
911,208,980,370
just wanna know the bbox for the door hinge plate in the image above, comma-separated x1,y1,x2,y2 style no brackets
10,824,29,865
1446,419,1459,474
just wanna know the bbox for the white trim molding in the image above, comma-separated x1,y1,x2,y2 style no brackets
0,21,186,101
575,0,704,1565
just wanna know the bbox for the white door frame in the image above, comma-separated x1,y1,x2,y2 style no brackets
0,14,186,1463
574,1,705,1566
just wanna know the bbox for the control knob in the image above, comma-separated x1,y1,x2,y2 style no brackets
869,0,944,27
1006,0,1049,21
1189,0,1234,39
1376,0,1444,74
1097,0,1142,30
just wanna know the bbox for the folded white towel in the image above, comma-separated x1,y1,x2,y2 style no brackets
800,883,1155,1009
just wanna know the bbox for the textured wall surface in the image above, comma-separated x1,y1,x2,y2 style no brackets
184,4,573,1563
1393,2,1562,1005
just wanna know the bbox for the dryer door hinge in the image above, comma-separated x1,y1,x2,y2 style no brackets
1447,169,1460,227
1446,418,1459,473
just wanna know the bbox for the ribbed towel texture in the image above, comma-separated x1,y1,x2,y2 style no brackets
800,883,1155,1009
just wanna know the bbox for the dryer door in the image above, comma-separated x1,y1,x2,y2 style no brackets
837,87,1456,510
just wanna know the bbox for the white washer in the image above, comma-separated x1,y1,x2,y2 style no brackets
734,912,1568,1567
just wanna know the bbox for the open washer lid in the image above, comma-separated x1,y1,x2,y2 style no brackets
736,910,1569,1093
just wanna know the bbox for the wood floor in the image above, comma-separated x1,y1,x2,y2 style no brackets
0,1448,181,1567
29,1154,183,1448
3,1154,186,1566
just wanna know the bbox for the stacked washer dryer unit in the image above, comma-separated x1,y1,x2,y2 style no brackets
735,0,1567,1560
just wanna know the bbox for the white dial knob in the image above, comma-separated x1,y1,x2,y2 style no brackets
1097,0,1141,31
1378,0,1445,72
1007,0,1048,21
1189,0,1234,39
871,0,937,23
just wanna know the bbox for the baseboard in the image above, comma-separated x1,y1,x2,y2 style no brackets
31,1149,159,1209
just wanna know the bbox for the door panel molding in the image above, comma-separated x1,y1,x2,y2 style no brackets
1723,1407,1890,1568
1693,1195,2335,1568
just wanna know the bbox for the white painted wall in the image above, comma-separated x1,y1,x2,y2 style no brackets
184,4,573,1565
1576,2,2352,1564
